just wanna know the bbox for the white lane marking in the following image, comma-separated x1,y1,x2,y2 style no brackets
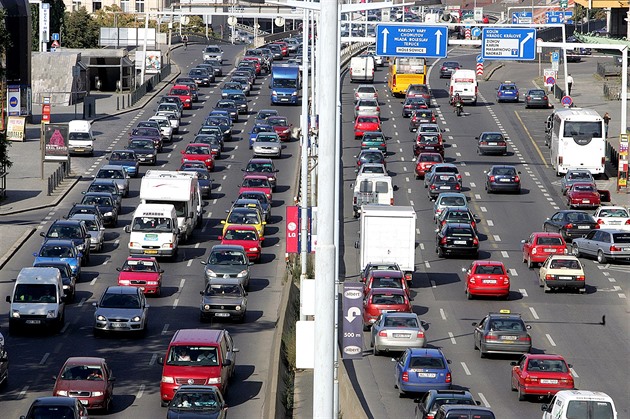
487,220,494,226
570,367,579,378
40,353,50,365
90,277,98,286
493,235,501,242
546,334,557,347
480,206,487,212
19,386,29,399
409,200,415,207
456,152,462,157
461,362,471,375
501,251,509,258
61,323,70,334
509,268,518,276
464,172,470,177
425,261,431,269
469,182,476,188
619,293,627,299
520,288,528,297
187,259,193,267
478,393,491,408
161,324,169,335
172,298,179,309
529,307,539,319
149,354,158,365
474,194,481,200
609,277,616,282
416,228,421,235
430,279,436,288
448,332,456,344
136,384,146,399
179,278,186,289
408,188,412,194
440,308,446,320
419,243,424,250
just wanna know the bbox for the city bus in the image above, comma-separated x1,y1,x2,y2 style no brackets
549,108,606,176
387,57,427,97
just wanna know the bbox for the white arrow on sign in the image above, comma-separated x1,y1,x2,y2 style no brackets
345,307,361,323
519,32,534,58
435,29,443,56
381,28,389,54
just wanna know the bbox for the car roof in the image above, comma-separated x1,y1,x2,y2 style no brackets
369,287,406,295
50,219,83,226
171,328,225,345
100,164,126,171
40,239,75,246
224,224,258,231
31,396,82,407
104,286,139,295
63,356,107,365
370,270,404,277
211,244,246,252
407,347,444,356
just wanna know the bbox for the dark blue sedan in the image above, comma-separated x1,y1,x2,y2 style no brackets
393,348,452,396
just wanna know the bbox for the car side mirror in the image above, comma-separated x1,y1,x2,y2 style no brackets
92,302,98,307
393,185,399,191
200,291,205,296
6,296,11,303
435,228,439,233
157,357,164,365
249,261,254,266
223,359,232,367
475,137,479,140
526,325,532,329
86,234,92,238
116,268,122,272
472,322,478,326
510,361,518,366
541,404,549,412
40,232,46,237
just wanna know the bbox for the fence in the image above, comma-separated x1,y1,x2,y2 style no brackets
129,64,172,107
47,162,70,196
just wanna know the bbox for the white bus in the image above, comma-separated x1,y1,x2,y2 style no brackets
549,108,605,176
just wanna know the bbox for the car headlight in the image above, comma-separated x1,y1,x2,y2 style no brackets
56,390,68,396
131,316,141,322
292,92,298,96
206,270,217,277
162,376,175,383
76,244,84,250
63,285,70,290
207,377,221,384
203,304,210,311
249,247,259,251
147,154,155,158
104,212,113,217
47,310,57,318
272,90,277,95
119,279,130,285
96,315,106,321
11,310,20,318
235,305,242,311
92,391,104,397
237,270,248,278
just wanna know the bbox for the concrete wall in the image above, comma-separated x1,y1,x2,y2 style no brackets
31,52,81,105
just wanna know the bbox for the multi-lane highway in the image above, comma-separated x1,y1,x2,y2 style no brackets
0,45,302,418
340,48,629,418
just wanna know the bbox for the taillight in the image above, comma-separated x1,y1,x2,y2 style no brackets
526,96,531,100
531,247,537,254
559,156,563,165
601,157,606,166
390,197,394,205
489,176,496,182
445,372,451,383
503,277,510,285
402,372,409,382
625,220,630,225
565,223,573,229
576,275,585,281
514,176,520,182
594,224,600,229
519,336,531,342
441,66,446,71
440,237,447,244
455,184,461,190
431,185,437,190
484,335,498,340
473,238,479,245
469,276,476,283
417,331,425,338
378,330,387,337
392,75,396,87
543,96,548,100
471,221,476,229
376,106,380,111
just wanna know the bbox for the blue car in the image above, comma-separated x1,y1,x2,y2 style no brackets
33,239,82,279
249,124,274,149
109,149,139,178
394,348,452,396
496,81,519,103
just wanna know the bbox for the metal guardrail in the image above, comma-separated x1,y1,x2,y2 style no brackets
47,162,70,196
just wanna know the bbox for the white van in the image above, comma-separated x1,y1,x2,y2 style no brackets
352,175,395,218
541,390,617,419
449,69,478,105
68,120,95,156
6,267,65,334
350,56,375,83
125,203,180,258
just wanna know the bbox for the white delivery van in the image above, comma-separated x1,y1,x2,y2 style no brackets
140,170,202,242
352,175,395,218
125,203,180,258
350,56,375,83
68,120,95,155
541,390,617,419
449,69,478,105
6,267,65,334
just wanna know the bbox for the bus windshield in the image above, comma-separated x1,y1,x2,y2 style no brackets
563,121,603,138
396,58,426,74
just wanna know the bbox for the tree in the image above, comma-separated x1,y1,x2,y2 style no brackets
30,1,66,51
0,8,13,171
61,7,99,48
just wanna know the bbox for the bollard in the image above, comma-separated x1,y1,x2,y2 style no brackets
47,177,52,196
117,96,120,111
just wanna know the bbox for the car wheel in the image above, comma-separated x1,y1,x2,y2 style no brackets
466,288,473,300
374,347,381,356
527,256,534,269
518,385,527,401
363,323,369,332
572,244,581,257
161,400,169,407
479,346,486,358
473,337,478,350
511,376,517,391
543,282,551,293
398,389,406,398
597,250,608,264
437,246,444,258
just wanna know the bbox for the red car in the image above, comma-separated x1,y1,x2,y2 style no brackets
266,116,293,141
354,115,381,139
415,153,443,179
241,56,262,74
510,354,574,401
273,41,289,56
219,224,263,262
239,175,273,201
464,260,510,300
364,270,410,297
522,232,567,268
168,84,193,109
565,183,601,209
117,256,164,296
363,288,412,330
181,143,215,170
53,357,115,412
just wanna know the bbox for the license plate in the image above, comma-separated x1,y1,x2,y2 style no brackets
26,320,41,325
215,313,230,317
578,225,591,229
544,248,557,252
559,276,572,280
499,178,511,182
540,379,558,384
488,142,498,146
454,240,467,245
393,333,411,338
582,199,590,203
425,146,435,150
501,335,518,340
417,372,436,378
111,322,127,328
608,221,621,225
144,250,158,254
482,279,497,284
80,399,89,405
74,149,84,152
440,186,450,190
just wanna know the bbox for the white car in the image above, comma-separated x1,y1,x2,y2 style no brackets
155,111,180,133
538,255,586,293
592,206,630,230
149,115,174,142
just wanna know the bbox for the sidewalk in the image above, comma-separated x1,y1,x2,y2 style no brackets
0,61,181,269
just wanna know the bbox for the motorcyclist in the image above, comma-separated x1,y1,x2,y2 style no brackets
182,35,189,50
453,93,463,114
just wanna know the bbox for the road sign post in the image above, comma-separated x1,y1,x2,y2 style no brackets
376,24,448,58
482,28,537,60
341,282,364,359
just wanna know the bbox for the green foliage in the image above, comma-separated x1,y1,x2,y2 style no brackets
574,5,607,22
30,1,66,51
61,7,99,48
0,8,13,171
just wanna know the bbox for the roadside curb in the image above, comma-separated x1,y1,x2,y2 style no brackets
0,227,37,270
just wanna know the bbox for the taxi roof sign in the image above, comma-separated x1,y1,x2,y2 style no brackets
499,309,511,314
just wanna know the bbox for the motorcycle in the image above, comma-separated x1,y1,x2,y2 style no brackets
455,102,463,117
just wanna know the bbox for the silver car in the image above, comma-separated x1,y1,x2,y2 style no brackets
354,84,378,102
155,111,180,133
93,286,149,336
354,99,380,118
199,278,248,323
560,169,594,194
370,312,426,355
200,245,252,290
433,192,468,222
70,213,105,252
95,165,129,197
572,228,630,263
252,132,282,158
356,163,387,178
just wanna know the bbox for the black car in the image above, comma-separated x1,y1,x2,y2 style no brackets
167,385,228,419
485,165,521,194
236,191,272,222
428,174,461,200
67,203,104,225
159,95,184,112
225,92,249,114
40,219,91,264
414,389,478,419
80,192,118,227
86,179,122,211
203,116,232,141
439,61,461,78
436,222,479,258
181,167,213,198
214,99,239,122
356,149,386,169
21,396,90,419
476,132,508,155
33,261,77,301
543,210,599,241
409,110,436,132
188,67,214,86
402,97,429,118
127,138,158,165
204,58,223,76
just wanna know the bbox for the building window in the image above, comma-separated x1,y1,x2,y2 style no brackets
72,0,81,11
120,0,129,12
135,0,144,13
93,2,102,10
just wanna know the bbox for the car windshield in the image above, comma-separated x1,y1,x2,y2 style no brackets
572,185,596,192
493,167,516,176
362,166,385,174
81,219,99,231
481,133,503,141
170,391,220,411
612,233,630,243
227,211,259,224
372,277,402,289
47,225,82,239
419,135,439,144
409,356,445,369
566,212,593,222
243,178,269,188
599,208,629,217
384,317,417,328
529,89,545,96
133,128,159,136
246,163,274,173
132,217,173,232
32,406,78,417
267,117,288,126
60,365,104,381
566,401,614,419
14,284,57,303
537,237,563,245
122,259,158,272
488,319,525,332
358,117,378,124
501,85,517,91
185,146,210,155
474,264,504,274
100,293,141,309
89,184,116,195
204,284,242,296
549,259,581,269
440,196,466,206
39,245,74,258
130,140,154,149
420,154,441,162
111,152,134,160
448,228,473,237
432,398,475,412
167,345,219,366
97,169,123,179
372,293,405,304
446,211,471,221
527,359,568,372
208,251,247,265
256,135,279,143
82,196,112,207
225,229,258,240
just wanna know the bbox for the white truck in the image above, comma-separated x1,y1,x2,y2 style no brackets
352,175,395,218
125,203,180,258
68,120,95,156
449,69,478,105
139,170,202,242
350,56,375,83
356,205,417,281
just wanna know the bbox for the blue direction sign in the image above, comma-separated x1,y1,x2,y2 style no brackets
482,28,537,60
552,51,560,62
476,54,484,64
546,11,573,24
341,282,364,359
52,33,60,41
471,27,482,38
376,24,448,58
512,11,532,24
